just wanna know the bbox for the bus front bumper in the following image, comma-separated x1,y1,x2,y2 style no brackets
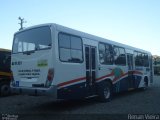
11,85,57,98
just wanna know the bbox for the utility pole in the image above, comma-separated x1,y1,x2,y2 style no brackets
18,17,26,31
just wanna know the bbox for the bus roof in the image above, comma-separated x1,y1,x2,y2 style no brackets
14,23,151,55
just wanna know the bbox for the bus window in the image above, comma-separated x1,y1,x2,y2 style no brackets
99,43,105,64
99,43,113,65
144,54,149,67
114,46,126,66
59,33,83,63
134,51,148,67
12,26,51,54
70,36,83,62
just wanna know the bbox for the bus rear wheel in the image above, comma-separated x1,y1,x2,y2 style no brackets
99,81,112,102
142,77,148,90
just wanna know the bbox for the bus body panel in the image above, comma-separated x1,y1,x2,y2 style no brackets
11,50,52,87
11,23,153,100
11,25,56,94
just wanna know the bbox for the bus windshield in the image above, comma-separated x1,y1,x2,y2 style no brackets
12,26,52,54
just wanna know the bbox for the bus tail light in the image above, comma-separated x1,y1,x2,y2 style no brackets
45,68,54,87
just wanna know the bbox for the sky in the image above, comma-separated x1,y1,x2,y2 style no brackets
1,0,160,55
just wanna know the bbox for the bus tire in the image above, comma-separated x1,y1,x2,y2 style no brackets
144,77,148,89
99,81,112,102
0,82,10,96
141,77,148,90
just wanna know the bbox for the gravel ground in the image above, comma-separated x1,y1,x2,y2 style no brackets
0,76,160,120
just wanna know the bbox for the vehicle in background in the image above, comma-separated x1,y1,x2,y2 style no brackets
11,23,153,102
153,55,160,75
0,48,11,96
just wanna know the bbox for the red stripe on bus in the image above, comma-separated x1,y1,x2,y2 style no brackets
112,70,143,83
58,77,86,87
132,71,143,75
96,73,114,81
96,70,143,83
112,72,128,83
58,70,143,88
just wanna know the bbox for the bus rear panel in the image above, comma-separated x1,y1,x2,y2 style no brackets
11,25,57,98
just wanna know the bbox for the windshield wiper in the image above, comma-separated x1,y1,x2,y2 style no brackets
23,50,35,55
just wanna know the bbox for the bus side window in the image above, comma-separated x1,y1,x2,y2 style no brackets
70,36,83,62
134,51,139,66
99,43,113,65
58,33,83,63
114,46,126,66
144,54,149,67
99,43,105,64
135,51,148,67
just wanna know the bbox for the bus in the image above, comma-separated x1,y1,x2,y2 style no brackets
11,23,153,102
0,48,11,96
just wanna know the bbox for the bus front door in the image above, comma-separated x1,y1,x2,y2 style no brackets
85,45,97,97
127,54,135,89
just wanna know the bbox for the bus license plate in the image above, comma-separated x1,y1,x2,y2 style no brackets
15,81,19,87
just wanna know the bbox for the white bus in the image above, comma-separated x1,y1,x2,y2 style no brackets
11,23,153,102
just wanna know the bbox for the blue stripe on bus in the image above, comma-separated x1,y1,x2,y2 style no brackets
57,75,142,100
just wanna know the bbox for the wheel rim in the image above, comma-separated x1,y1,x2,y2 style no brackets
104,87,110,99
